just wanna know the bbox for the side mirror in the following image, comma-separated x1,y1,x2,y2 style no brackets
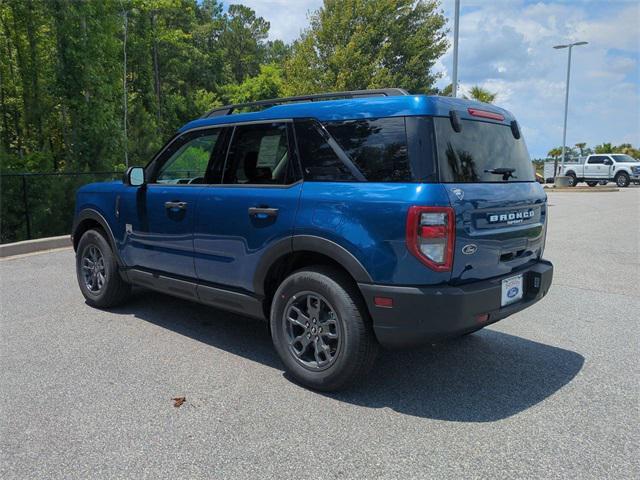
604,159,612,166
124,166,145,186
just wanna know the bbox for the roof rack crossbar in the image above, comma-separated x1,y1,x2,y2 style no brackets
201,88,410,118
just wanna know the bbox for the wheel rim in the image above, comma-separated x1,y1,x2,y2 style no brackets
617,176,626,186
81,244,106,293
283,292,342,371
568,176,575,186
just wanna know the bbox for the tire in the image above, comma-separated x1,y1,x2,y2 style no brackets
615,172,630,188
270,266,379,391
587,181,598,187
76,228,131,308
566,172,577,187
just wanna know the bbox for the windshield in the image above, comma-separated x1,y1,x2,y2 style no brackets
433,117,534,182
611,154,639,163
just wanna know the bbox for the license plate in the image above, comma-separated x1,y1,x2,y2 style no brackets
501,274,524,307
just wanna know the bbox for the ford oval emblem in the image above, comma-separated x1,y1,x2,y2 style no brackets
462,244,477,255
507,287,519,298
452,188,464,200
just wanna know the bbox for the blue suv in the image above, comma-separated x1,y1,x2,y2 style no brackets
72,89,553,390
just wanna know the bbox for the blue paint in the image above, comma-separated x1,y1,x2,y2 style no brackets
74,94,548,298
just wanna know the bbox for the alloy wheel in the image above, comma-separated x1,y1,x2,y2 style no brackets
81,245,106,293
283,292,341,370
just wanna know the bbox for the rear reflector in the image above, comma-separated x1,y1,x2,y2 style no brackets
406,206,455,272
468,108,504,121
374,296,394,308
475,313,490,323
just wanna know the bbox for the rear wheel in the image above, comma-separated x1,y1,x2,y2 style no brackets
270,266,379,391
76,229,131,308
566,172,577,187
615,172,630,187
587,181,598,187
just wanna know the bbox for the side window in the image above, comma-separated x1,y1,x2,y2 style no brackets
294,120,358,181
588,156,604,165
324,117,411,182
223,122,294,185
153,130,220,184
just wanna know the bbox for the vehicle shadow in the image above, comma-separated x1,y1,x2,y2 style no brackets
109,289,584,422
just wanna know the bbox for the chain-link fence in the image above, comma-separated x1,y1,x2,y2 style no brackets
0,172,123,244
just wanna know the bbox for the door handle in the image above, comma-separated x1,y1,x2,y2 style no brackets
248,207,279,217
164,201,187,210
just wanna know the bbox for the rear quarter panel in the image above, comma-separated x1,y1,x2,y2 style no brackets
296,182,452,286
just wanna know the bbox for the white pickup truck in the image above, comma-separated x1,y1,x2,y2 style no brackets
562,154,640,187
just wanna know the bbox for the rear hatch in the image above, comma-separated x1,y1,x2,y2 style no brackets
433,111,547,284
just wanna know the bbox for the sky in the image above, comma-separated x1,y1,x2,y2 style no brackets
237,0,639,158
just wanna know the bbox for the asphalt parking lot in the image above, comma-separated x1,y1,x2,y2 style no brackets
1,187,638,479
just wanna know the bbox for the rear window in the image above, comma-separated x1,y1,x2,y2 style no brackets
434,117,534,182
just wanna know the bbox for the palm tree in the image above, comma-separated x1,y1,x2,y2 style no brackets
438,84,498,104
469,85,497,104
548,147,563,177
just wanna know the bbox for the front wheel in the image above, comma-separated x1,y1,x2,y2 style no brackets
76,229,131,308
270,266,379,391
615,172,630,188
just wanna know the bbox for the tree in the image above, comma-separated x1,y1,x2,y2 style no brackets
439,83,453,97
263,39,291,65
548,147,562,177
436,83,497,103
219,4,270,84
612,143,640,158
594,142,613,154
468,85,497,103
221,64,284,104
284,0,448,94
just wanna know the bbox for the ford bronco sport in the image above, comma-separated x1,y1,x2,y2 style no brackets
72,89,553,391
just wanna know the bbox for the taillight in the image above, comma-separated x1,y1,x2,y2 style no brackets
406,206,455,272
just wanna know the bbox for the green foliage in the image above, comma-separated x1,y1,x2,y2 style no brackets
468,85,497,104
0,0,453,242
221,64,285,104
594,142,613,154
284,0,448,94
595,142,640,158
437,84,497,103
546,143,639,161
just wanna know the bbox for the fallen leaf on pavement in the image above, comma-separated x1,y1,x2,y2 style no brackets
172,396,186,408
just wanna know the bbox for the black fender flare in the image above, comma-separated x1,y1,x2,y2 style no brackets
72,208,124,266
252,235,373,296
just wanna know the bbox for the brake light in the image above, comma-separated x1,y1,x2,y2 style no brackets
406,206,455,272
467,108,504,121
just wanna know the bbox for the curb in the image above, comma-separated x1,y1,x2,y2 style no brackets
0,235,72,258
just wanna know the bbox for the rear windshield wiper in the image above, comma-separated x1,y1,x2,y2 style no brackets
484,168,517,181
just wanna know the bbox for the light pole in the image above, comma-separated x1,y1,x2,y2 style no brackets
451,0,460,97
553,41,588,179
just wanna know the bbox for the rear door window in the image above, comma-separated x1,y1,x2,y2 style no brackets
433,117,534,182
222,122,296,185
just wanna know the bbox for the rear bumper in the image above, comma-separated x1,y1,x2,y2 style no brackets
359,260,553,349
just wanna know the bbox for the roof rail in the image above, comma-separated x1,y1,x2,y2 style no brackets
201,88,410,118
